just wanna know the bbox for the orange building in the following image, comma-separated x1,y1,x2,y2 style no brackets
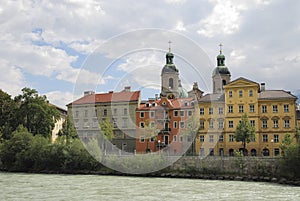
135,97,197,155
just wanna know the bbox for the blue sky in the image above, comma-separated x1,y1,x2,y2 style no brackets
1,0,300,108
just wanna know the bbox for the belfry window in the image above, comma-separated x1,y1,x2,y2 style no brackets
169,78,174,89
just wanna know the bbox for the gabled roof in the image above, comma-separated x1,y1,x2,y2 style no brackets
224,77,259,88
259,90,297,100
68,90,140,106
198,93,225,103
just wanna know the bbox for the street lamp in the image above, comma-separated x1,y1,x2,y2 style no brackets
271,139,274,157
158,140,161,154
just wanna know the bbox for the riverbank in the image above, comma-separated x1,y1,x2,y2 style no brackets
1,155,299,186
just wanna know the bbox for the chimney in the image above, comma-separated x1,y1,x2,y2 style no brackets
84,91,95,96
109,91,113,93
124,86,131,92
261,83,265,91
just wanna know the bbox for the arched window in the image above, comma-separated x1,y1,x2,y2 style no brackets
262,148,269,156
251,149,257,156
222,79,227,86
169,78,174,89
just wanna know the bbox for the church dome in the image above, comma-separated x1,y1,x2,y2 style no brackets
212,66,230,76
162,64,178,73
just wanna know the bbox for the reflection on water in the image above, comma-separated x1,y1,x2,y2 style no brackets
1,172,299,201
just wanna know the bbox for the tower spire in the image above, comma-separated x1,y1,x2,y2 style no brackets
168,40,172,52
219,43,223,54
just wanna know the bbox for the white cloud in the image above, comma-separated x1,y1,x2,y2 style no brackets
44,90,75,109
174,21,186,31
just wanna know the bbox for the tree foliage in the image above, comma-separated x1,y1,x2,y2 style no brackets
14,87,60,137
58,115,77,144
234,113,255,155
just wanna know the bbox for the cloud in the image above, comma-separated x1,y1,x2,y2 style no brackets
44,90,75,109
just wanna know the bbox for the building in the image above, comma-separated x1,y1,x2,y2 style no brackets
136,47,201,154
67,87,140,153
50,104,68,142
196,48,298,157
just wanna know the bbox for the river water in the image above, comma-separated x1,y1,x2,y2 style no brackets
1,172,299,201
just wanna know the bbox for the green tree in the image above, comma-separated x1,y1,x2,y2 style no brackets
14,87,60,138
99,118,114,155
234,113,255,156
280,133,293,155
0,125,34,170
58,116,77,145
0,89,18,139
295,125,300,143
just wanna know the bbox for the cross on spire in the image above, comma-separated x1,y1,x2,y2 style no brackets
219,43,223,54
168,40,172,52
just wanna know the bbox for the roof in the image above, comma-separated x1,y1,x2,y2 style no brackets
137,97,195,111
258,90,297,100
227,77,259,85
198,93,225,103
68,90,140,106
212,66,230,76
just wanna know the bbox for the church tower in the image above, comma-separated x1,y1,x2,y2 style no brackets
212,44,231,94
160,41,180,99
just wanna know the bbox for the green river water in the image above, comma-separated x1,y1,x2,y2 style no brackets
0,172,299,200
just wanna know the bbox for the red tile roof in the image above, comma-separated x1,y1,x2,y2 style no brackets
137,97,195,110
68,90,140,106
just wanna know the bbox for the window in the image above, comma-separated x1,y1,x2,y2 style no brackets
180,136,183,142
83,119,89,128
239,105,244,113
250,134,256,142
274,134,279,143
284,120,290,128
274,148,280,156
148,111,154,118
239,90,243,97
262,105,267,113
209,120,214,129
209,135,214,143
103,109,107,116
199,135,205,142
250,120,255,127
209,107,213,115
263,134,268,142
169,78,173,89
180,110,185,117
75,111,79,118
249,90,253,97
113,118,117,128
150,121,155,128
122,118,127,128
262,120,268,128
228,120,234,128
273,120,279,128
140,137,145,142
173,135,177,142
113,108,117,115
84,110,88,117
140,122,145,128
174,110,178,117
180,121,185,128
150,137,155,142
218,120,224,129
200,120,205,130
249,104,255,113
229,135,234,142
228,105,233,113
74,120,79,128
200,108,204,115
124,108,128,116
219,135,224,142
209,148,214,156
218,107,224,114
229,91,233,98
273,105,278,113
173,121,177,129
188,110,193,116
284,104,289,112
184,102,188,106
140,112,144,118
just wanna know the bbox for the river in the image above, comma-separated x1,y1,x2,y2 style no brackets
0,172,299,200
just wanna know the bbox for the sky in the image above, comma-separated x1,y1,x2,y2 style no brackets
1,0,300,109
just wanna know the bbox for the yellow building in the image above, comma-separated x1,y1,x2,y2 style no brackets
196,48,298,157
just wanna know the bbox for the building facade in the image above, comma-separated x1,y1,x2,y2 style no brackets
196,51,298,157
67,87,140,153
